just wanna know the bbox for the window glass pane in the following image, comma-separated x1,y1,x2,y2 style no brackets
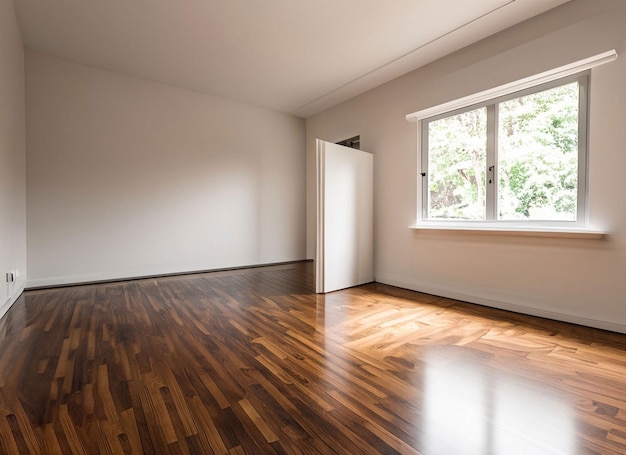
497,82,579,221
427,107,487,220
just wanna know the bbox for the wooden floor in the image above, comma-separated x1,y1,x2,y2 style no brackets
1,263,625,454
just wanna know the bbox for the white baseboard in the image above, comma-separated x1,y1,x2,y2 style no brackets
375,274,626,335
1,279,25,321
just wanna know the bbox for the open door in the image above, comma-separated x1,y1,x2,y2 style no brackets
316,139,373,293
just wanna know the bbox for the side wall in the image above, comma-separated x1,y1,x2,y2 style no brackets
0,0,27,317
27,52,306,287
306,0,626,332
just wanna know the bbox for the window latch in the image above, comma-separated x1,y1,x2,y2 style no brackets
488,166,494,184
420,172,426,177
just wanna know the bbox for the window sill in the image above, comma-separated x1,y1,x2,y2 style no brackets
409,224,606,239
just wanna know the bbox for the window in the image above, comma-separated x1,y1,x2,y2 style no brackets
421,73,588,225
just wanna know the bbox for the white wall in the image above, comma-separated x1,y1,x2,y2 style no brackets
26,52,306,287
0,0,26,317
307,0,626,333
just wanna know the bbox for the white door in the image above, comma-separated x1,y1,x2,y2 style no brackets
316,139,373,293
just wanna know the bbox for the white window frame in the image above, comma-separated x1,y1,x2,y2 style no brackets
421,73,588,227
406,50,617,237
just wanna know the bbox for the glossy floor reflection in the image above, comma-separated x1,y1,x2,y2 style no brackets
422,346,574,454
318,281,626,454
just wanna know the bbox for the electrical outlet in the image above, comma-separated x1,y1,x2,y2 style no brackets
6,272,14,283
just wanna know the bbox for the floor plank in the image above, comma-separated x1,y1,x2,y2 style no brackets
0,262,625,454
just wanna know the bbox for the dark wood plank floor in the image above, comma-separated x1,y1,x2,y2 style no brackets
1,262,625,454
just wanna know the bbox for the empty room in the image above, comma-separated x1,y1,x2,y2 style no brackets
1,0,626,453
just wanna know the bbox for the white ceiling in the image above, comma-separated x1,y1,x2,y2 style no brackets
15,0,570,117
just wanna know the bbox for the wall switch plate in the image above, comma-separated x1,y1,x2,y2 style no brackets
6,272,14,283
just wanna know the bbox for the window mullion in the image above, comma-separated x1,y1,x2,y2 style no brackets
486,104,497,221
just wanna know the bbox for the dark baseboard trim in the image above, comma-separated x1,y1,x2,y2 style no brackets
25,259,313,291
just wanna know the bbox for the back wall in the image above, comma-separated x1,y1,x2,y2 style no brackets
26,52,306,287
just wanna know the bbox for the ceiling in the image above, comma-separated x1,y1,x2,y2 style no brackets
15,0,571,117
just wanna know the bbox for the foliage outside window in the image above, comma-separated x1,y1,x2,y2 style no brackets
421,73,588,224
